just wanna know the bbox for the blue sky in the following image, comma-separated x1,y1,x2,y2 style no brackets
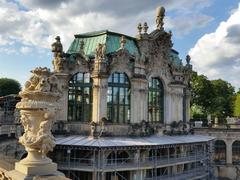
0,0,240,90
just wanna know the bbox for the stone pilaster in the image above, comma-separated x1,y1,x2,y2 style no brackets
91,77,108,123
130,78,148,123
55,73,69,122
185,88,191,122
165,89,172,124
226,140,233,164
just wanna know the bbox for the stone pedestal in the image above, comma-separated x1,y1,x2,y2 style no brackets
7,162,64,180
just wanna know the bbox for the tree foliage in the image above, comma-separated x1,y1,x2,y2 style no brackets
190,71,214,116
190,72,235,119
234,94,240,117
0,78,21,96
211,79,235,117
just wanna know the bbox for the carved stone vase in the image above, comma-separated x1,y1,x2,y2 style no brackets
8,67,64,179
16,91,59,165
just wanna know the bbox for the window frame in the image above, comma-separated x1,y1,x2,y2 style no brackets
107,72,131,124
148,77,164,123
68,72,93,122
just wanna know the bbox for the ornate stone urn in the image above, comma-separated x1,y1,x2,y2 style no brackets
8,67,64,179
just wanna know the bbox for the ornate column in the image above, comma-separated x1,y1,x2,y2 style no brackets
131,50,148,124
7,67,65,179
54,73,69,122
91,43,108,124
226,140,233,164
185,88,191,122
165,88,172,124
51,36,70,123
131,78,148,123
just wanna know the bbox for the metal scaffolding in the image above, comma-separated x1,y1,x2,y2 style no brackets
51,140,214,180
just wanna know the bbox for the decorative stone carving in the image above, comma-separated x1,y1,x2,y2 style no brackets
51,36,63,58
163,121,192,135
95,43,106,60
90,117,106,138
92,43,107,77
143,22,149,34
16,67,62,163
128,120,154,136
107,49,134,76
80,40,85,54
137,23,142,35
0,169,12,180
119,36,126,49
156,6,165,30
186,54,191,65
51,36,67,73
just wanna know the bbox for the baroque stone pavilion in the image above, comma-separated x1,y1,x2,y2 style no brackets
48,6,215,180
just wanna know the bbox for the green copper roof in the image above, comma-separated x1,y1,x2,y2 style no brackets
67,30,139,57
170,49,182,67
67,30,182,67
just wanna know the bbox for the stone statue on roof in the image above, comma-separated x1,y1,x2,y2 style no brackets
51,36,63,58
95,43,106,59
51,36,67,72
156,6,165,30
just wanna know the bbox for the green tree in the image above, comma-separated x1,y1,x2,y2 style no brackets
190,71,214,116
234,94,240,117
190,72,235,120
211,79,235,118
0,78,21,96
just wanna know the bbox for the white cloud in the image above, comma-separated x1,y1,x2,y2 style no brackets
165,14,214,37
189,4,240,90
0,47,17,54
0,0,213,53
0,35,13,45
20,46,32,54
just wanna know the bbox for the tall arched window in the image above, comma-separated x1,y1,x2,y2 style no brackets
232,141,240,164
214,140,226,164
148,78,164,123
107,73,130,123
68,72,92,122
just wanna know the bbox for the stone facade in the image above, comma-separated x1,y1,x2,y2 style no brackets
46,6,215,180
50,8,192,136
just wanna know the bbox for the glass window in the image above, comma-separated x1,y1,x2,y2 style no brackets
107,73,130,123
232,141,240,164
68,72,92,122
214,140,226,164
148,77,164,123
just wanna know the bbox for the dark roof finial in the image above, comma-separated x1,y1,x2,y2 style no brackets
186,55,191,64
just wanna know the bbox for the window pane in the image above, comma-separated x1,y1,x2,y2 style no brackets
68,72,92,122
84,73,90,83
77,73,83,83
113,73,119,83
120,73,125,83
148,78,164,123
119,106,124,123
107,73,130,123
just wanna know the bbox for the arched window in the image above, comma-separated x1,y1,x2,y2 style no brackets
68,72,92,122
107,73,130,123
214,140,226,164
148,77,164,123
232,141,240,164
